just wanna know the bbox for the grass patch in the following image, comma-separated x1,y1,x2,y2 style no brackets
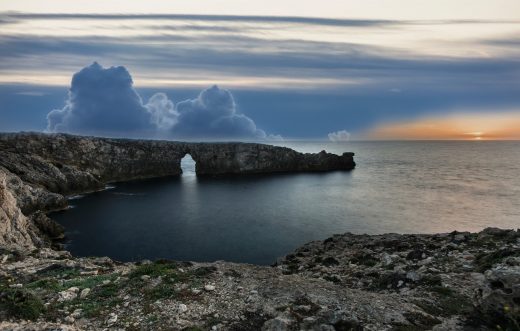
428,286,453,296
145,313,159,324
91,281,121,299
36,264,81,279
415,290,472,317
58,282,123,319
44,276,124,319
26,273,119,296
350,253,378,267
0,286,45,320
373,272,407,290
128,260,211,301
228,311,270,331
182,327,204,331
419,274,442,287
399,311,441,330
474,248,519,272
75,300,104,318
129,261,179,279
26,278,60,291
143,282,177,301
62,273,118,291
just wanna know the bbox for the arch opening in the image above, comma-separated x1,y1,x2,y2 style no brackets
180,153,196,177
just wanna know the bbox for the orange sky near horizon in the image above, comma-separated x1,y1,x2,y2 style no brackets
365,112,520,140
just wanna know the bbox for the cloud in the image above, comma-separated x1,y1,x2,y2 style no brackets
15,91,47,96
172,85,267,140
8,13,518,28
328,130,351,142
5,13,396,28
47,63,275,140
146,93,178,130
47,62,158,137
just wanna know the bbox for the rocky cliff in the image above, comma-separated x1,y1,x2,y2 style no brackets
0,229,518,330
0,132,355,182
0,132,517,330
0,132,354,250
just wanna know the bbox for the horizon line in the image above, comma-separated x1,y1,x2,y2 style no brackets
3,131,519,143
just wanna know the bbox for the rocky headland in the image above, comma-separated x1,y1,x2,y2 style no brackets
0,132,518,330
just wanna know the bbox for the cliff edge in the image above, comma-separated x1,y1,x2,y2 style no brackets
0,132,517,330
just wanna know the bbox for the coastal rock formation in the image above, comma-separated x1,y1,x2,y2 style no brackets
0,132,518,330
0,132,354,250
0,132,355,184
0,172,37,251
0,229,518,330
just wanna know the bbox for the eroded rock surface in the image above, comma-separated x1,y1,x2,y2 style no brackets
0,229,518,330
0,132,355,184
0,172,37,251
0,132,354,250
0,132,518,330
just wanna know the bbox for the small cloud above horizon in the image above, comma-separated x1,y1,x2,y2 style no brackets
328,130,351,142
15,91,47,96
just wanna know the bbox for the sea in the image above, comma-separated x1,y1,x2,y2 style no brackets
50,141,520,265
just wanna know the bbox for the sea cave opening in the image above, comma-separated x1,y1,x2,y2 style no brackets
180,153,197,177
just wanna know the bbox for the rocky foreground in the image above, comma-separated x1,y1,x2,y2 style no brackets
0,132,518,330
0,229,519,330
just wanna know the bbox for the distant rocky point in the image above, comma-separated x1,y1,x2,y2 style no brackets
0,132,518,330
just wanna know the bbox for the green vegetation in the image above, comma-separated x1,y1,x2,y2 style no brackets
75,300,104,318
474,248,519,272
182,327,204,331
26,278,60,291
129,261,179,279
0,285,45,320
415,289,472,317
62,273,118,290
36,265,81,279
419,274,442,287
427,285,453,296
350,253,378,267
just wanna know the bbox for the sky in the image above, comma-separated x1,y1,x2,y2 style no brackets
1,1,519,140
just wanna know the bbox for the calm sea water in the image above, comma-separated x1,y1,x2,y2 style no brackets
50,141,520,265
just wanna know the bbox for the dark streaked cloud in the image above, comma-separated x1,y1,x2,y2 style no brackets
4,13,520,27
2,12,396,27
1,33,519,89
1,12,520,139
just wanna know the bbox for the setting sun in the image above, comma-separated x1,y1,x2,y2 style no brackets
366,112,520,140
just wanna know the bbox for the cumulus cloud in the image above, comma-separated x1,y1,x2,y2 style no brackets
328,130,351,142
172,85,267,140
146,92,178,130
47,63,277,140
47,62,158,137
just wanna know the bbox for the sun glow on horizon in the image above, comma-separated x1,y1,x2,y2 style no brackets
465,131,484,140
365,112,520,140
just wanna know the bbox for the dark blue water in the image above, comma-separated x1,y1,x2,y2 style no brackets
51,141,520,264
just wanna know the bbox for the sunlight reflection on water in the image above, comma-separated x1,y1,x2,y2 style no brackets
51,141,520,264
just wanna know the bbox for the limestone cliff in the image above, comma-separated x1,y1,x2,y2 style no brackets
0,132,517,330
0,172,36,251
0,132,354,249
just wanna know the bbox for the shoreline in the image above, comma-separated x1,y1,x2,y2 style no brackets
0,132,518,330
0,228,518,330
